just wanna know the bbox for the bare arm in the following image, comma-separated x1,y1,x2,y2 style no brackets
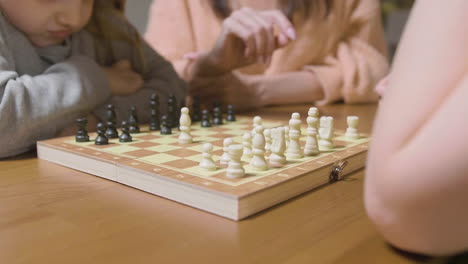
365,0,468,255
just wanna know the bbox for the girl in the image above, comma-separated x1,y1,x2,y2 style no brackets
145,0,389,111
0,0,186,158
365,0,468,256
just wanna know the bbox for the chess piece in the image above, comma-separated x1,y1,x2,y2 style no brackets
318,116,334,151
264,128,272,152
269,127,287,167
95,122,109,145
149,93,161,131
242,132,253,158
304,111,320,156
226,144,245,179
345,116,360,140
307,107,319,135
200,143,217,170
250,126,268,171
251,116,262,135
285,112,303,159
226,104,236,122
75,117,90,142
178,107,193,144
105,120,119,139
284,126,289,148
119,121,133,142
212,106,223,125
167,95,176,128
220,138,234,166
160,115,172,135
128,106,140,134
191,96,201,122
201,109,212,127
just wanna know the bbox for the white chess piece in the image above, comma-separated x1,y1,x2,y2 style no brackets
269,127,287,167
285,112,303,159
264,128,272,152
307,107,319,135
242,132,253,158
345,116,360,140
199,143,216,170
250,126,268,171
226,144,245,179
304,113,320,156
220,138,233,166
178,107,192,144
318,116,334,151
283,126,289,147
251,116,263,135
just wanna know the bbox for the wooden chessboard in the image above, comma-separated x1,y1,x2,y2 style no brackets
37,116,370,220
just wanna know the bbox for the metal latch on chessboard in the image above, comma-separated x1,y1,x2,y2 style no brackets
329,160,348,182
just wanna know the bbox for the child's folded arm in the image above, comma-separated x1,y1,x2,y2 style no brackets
0,55,111,158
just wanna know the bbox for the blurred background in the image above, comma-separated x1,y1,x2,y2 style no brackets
125,0,414,60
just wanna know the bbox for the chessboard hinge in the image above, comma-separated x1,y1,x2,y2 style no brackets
329,160,348,182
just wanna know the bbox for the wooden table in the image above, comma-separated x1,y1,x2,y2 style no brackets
0,104,441,264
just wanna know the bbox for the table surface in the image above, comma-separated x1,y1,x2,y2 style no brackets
0,104,442,264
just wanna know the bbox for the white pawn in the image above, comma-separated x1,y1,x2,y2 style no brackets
345,116,360,140
285,112,303,159
307,107,319,135
264,128,272,152
242,132,253,158
220,138,233,166
178,107,192,144
269,127,287,167
199,143,216,170
250,126,268,171
319,116,334,151
251,116,263,135
304,114,319,156
226,144,245,179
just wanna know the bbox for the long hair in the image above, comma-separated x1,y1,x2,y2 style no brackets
85,0,147,73
210,0,332,22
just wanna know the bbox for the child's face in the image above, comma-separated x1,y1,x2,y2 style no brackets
0,0,94,47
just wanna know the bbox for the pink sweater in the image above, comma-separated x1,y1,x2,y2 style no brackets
145,0,389,105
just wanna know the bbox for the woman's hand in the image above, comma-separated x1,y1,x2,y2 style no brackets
102,60,144,95
196,8,296,75
375,75,389,96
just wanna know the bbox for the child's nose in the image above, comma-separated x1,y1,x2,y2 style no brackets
56,9,81,30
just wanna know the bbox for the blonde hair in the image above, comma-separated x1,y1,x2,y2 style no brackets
85,0,147,73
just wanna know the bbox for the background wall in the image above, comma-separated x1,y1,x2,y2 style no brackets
125,0,153,34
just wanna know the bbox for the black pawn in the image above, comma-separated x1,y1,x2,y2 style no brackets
160,115,172,135
119,121,133,142
128,106,140,134
226,104,236,122
201,109,212,127
212,106,223,125
75,117,90,142
95,122,109,145
191,96,201,122
106,104,117,125
149,93,161,131
105,120,119,139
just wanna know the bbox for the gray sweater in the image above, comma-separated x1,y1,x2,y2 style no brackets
0,12,186,158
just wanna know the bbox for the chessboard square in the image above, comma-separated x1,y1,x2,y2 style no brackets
186,144,222,153
185,153,221,163
191,136,219,143
129,141,160,148
210,139,225,147
161,159,199,169
165,148,200,158
212,149,224,156
104,145,141,154
222,130,248,136
140,153,180,164
122,149,158,158
244,164,272,177
146,144,182,152
191,130,219,136
183,166,225,177
135,134,160,141
150,137,179,144
66,139,95,146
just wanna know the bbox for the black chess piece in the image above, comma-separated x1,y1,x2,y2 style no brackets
75,117,90,142
119,121,133,142
95,122,109,145
160,115,172,135
201,109,212,127
212,106,223,125
106,104,117,125
191,96,201,122
149,93,161,131
105,121,119,139
226,104,236,122
128,106,140,134
167,96,175,129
